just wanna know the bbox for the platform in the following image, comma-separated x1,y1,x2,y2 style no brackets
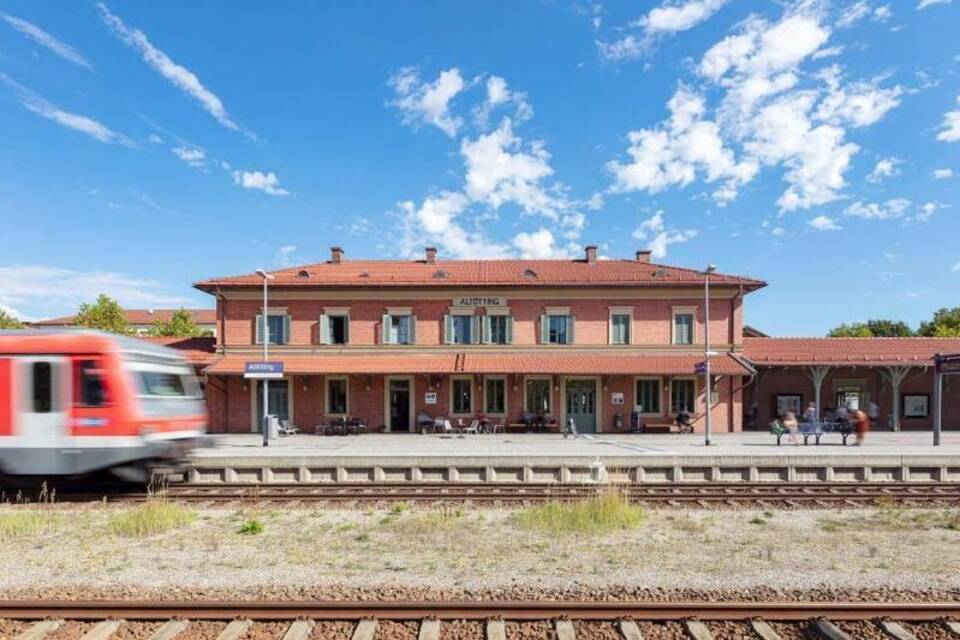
182,431,960,485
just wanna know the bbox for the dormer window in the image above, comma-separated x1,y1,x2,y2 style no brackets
432,270,449,280
297,269,310,278
523,268,538,279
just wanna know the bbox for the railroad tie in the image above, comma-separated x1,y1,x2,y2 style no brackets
555,619,576,640
80,620,124,640
418,619,440,640
352,618,379,640
486,619,506,640
812,619,852,640
147,620,189,640
215,619,253,640
750,619,782,640
880,621,919,640
14,620,62,640
281,620,315,640
685,619,714,640
618,620,645,640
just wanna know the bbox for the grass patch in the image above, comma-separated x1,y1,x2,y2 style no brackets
109,499,196,537
668,514,715,534
513,491,645,535
237,519,264,535
0,509,62,538
386,506,465,535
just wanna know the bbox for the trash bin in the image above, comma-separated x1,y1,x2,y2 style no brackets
267,415,280,439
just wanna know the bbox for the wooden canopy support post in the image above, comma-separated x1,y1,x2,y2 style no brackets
880,366,912,432
806,366,831,420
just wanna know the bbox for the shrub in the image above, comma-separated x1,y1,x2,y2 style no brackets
238,519,264,535
514,491,646,535
109,499,196,537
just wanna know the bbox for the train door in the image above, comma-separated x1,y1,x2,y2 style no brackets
16,357,69,472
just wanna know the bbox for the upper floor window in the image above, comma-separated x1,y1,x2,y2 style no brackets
383,312,416,345
444,313,477,345
320,311,349,345
541,313,574,345
610,313,631,345
673,310,694,345
255,313,290,345
484,314,513,345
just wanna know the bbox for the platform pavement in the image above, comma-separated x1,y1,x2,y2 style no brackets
182,432,960,485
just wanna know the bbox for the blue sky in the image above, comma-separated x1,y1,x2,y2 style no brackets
0,0,958,335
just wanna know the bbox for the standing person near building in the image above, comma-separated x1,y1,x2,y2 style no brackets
564,416,578,439
803,401,818,425
836,403,850,427
782,411,800,445
867,401,880,429
853,409,870,445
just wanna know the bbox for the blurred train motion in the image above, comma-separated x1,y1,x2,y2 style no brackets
0,330,208,481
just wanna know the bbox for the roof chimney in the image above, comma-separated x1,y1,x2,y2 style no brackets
330,246,344,264
425,246,437,264
585,245,598,264
636,249,652,263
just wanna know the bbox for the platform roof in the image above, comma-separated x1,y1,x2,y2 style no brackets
743,337,960,367
203,352,753,376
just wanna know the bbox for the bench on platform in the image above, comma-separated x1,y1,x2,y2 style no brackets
770,421,854,446
642,422,675,434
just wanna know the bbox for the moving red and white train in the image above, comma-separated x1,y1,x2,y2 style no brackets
0,330,208,478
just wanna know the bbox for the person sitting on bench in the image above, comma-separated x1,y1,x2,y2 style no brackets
675,410,694,434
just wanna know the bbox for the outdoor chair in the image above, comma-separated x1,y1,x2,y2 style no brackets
278,420,299,436
464,419,480,435
489,421,504,435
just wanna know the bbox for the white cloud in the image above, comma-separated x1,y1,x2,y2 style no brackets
918,0,953,9
0,73,130,145
938,96,960,142
933,168,954,179
231,170,290,196
172,146,206,168
873,5,892,20
512,229,568,258
836,2,871,28
0,265,192,318
812,45,845,60
398,192,509,259
147,133,164,144
274,245,297,267
912,201,943,222
951,262,960,273
389,67,465,137
638,0,729,35
474,76,533,127
844,198,911,219
596,35,644,62
631,210,697,259
808,214,841,230
1,13,93,70
866,156,901,183
815,71,903,128
97,3,242,134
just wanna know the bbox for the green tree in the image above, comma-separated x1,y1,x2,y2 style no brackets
150,308,210,337
0,309,25,329
74,294,132,335
918,307,960,337
829,320,914,337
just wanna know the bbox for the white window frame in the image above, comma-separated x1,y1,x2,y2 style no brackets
383,307,416,345
669,376,698,414
325,375,350,416
445,307,477,345
450,375,474,416
255,309,290,346
609,306,633,345
320,307,350,345
523,375,553,414
483,376,508,416
633,376,663,416
249,378,294,433
483,311,513,345
671,306,697,346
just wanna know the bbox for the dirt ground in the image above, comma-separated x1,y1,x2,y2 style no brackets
0,501,958,599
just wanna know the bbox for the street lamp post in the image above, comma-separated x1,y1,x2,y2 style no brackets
704,264,717,447
256,269,275,447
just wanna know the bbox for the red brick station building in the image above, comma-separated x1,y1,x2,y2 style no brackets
179,246,960,434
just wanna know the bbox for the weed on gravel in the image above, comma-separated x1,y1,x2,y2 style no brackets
513,490,645,535
109,498,196,537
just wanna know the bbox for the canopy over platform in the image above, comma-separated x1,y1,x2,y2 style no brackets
744,337,960,367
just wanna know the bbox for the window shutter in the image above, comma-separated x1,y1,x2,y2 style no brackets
540,314,548,344
568,316,575,345
409,315,417,344
319,313,330,345
382,314,392,344
343,317,349,344
254,314,264,345
282,315,291,344
480,316,489,344
470,316,480,344
443,314,453,344
505,316,514,344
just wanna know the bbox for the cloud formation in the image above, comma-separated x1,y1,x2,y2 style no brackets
808,214,841,231
231,170,290,196
1,13,94,70
631,210,697,258
598,0,729,61
938,96,960,142
389,67,466,137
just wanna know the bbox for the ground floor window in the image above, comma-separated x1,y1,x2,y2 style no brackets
776,394,802,417
635,378,661,414
525,378,551,414
670,379,696,414
327,377,348,414
452,377,473,414
484,377,506,415
255,380,290,431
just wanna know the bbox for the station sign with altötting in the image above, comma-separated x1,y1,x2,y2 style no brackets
452,296,506,308
244,361,284,379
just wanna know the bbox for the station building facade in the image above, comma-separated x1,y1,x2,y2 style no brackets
195,246,763,434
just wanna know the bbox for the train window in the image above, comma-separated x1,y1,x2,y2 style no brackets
31,362,54,413
136,371,200,398
74,360,108,407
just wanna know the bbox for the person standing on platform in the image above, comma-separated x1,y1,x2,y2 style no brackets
853,409,870,445
867,401,880,429
803,401,817,425
782,411,800,445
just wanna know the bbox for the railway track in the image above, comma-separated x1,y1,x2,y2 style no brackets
1,600,959,639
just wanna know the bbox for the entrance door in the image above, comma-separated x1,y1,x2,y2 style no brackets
255,380,290,432
16,357,68,453
389,379,411,432
565,380,597,433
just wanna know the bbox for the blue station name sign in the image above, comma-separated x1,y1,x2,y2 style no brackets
244,361,285,379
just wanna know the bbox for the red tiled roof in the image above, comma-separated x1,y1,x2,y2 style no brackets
32,309,216,326
194,259,765,291
138,336,217,365
203,352,751,376
743,337,960,366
